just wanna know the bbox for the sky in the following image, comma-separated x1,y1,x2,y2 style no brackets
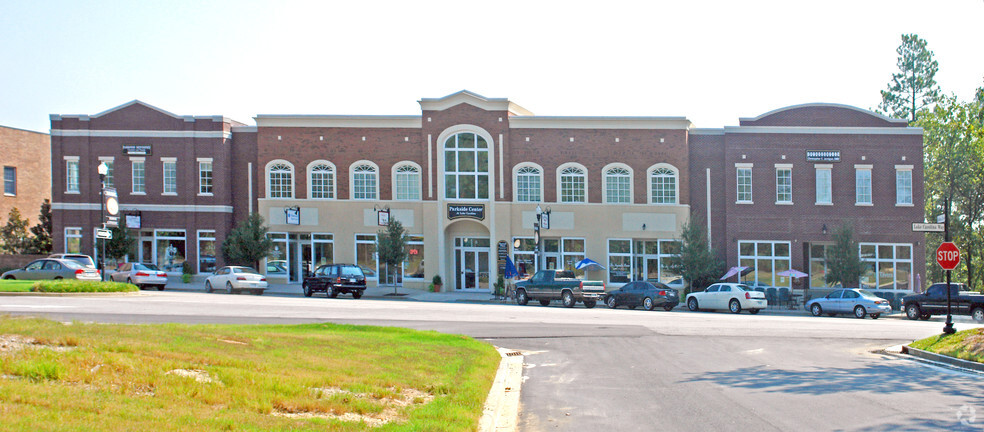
1,0,983,133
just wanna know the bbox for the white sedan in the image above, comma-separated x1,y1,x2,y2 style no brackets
686,283,767,314
205,266,267,295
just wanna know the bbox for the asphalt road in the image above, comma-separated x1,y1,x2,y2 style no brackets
1,291,982,431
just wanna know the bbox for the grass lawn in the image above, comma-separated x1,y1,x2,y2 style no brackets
0,280,137,293
910,327,984,363
0,317,501,431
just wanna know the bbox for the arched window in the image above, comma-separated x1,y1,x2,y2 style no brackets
352,163,377,200
308,162,335,199
605,166,631,203
444,132,489,200
267,162,293,199
650,166,678,204
515,165,541,202
394,163,421,200
559,165,586,203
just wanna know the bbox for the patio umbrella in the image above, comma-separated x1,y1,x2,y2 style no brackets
776,269,808,278
719,266,749,280
504,256,518,279
574,258,606,271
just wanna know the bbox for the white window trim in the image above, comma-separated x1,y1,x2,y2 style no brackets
556,162,589,204
197,160,214,197
647,163,679,205
606,238,633,286
162,159,178,196
64,227,82,253
355,233,378,280
130,157,146,195
349,160,380,201
2,166,14,197
775,164,793,205
512,162,544,203
265,159,295,200
895,165,914,207
196,230,217,274
306,160,337,200
854,165,872,206
391,161,423,201
735,163,753,204
814,164,832,205
437,127,495,202
602,163,634,204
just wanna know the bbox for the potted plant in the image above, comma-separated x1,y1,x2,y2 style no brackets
181,261,193,284
432,275,442,293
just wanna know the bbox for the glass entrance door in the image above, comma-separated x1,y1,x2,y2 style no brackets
454,237,491,291
140,239,153,265
379,262,403,286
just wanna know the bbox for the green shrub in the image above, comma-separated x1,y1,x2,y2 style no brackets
181,273,192,283
181,261,193,275
31,280,138,293
432,274,442,285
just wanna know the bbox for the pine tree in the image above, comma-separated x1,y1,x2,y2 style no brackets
879,34,941,123
824,223,865,288
221,213,273,269
27,199,52,254
666,214,725,293
376,218,408,295
0,208,31,254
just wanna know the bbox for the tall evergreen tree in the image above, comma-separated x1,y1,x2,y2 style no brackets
221,213,273,269
0,208,31,254
376,218,408,295
879,34,941,123
824,223,865,288
27,199,52,254
666,214,725,293
105,217,136,263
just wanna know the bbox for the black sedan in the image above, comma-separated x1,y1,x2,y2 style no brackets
605,281,679,311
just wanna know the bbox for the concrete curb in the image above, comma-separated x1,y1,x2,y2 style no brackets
479,347,523,432
901,345,984,374
0,291,142,297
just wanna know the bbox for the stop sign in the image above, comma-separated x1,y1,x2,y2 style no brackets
936,242,960,270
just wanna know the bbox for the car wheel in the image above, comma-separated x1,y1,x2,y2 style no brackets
205,281,213,293
54,276,63,280
2,276,14,280
327,286,338,298
606,296,617,309
810,303,823,317
687,297,699,312
644,297,655,311
748,309,760,315
854,305,867,319
729,299,742,314
663,304,675,311
352,291,362,299
157,285,165,291
905,303,921,321
561,291,575,308
870,314,880,319
539,299,551,306
516,289,529,306
583,300,596,309
303,283,312,297
972,307,984,323
226,281,235,294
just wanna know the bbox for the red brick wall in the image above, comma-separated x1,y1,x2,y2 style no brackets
739,105,907,128
0,126,51,225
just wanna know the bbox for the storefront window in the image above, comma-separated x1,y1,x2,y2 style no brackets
860,243,912,290
313,234,334,268
404,236,425,279
198,230,216,273
562,238,586,278
65,228,82,254
266,233,288,276
608,239,631,283
512,237,537,278
738,240,791,288
155,230,186,273
356,234,377,279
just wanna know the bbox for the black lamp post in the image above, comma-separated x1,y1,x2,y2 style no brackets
97,162,108,282
943,198,955,335
534,205,542,271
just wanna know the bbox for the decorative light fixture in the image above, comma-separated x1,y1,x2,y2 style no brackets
822,224,828,235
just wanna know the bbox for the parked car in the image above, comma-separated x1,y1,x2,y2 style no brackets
606,281,678,311
205,266,267,295
110,262,167,290
686,283,766,314
2,258,100,281
514,269,606,308
302,264,367,298
48,253,96,269
804,288,891,319
902,283,984,322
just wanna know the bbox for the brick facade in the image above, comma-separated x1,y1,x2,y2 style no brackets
0,125,50,226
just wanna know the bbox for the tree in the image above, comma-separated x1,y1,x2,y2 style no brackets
376,218,408,295
105,217,136,264
666,214,725,293
879,34,941,123
221,213,273,270
824,223,866,288
26,199,52,255
0,208,32,254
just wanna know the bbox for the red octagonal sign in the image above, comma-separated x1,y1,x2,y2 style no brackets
936,242,960,270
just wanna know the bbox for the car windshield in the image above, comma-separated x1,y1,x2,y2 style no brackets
237,267,260,274
858,289,880,298
135,263,161,271
736,284,752,291
340,266,364,277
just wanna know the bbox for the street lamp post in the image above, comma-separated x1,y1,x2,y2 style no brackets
97,162,108,282
534,205,541,272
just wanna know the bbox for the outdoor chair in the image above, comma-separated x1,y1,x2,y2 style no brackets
766,288,778,307
778,287,791,308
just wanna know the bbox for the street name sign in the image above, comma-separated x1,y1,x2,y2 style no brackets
96,229,113,240
912,223,944,232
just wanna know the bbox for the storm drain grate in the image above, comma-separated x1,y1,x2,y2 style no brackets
505,351,522,357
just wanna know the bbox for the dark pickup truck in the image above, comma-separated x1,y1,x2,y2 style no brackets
902,283,984,322
514,269,606,308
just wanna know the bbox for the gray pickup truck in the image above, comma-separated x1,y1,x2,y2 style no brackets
514,269,606,308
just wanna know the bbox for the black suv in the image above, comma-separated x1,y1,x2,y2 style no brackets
302,264,367,299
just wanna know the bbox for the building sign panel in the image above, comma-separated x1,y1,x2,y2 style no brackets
806,150,840,162
497,240,508,273
125,214,141,229
448,204,485,221
123,145,152,156
285,206,300,225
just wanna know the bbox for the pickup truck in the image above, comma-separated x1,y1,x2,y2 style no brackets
514,270,606,308
902,283,984,322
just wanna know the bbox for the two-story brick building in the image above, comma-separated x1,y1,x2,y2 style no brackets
49,91,924,293
1,125,50,227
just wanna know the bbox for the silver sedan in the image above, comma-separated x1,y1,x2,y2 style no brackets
805,288,892,319
110,262,168,290
1,258,100,281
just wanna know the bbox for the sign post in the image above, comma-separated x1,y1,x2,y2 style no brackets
940,201,957,335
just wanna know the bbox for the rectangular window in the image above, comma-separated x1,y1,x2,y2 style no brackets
737,240,792,288
395,166,421,200
356,234,377,279
3,166,15,196
775,167,792,203
163,160,177,194
859,243,912,290
65,227,82,253
560,168,586,203
512,237,537,277
516,168,541,202
855,167,872,205
608,239,632,284
896,168,912,205
155,230,187,273
199,161,213,195
562,238,586,278
131,160,145,194
313,233,334,268
404,236,425,278
197,230,216,273
736,167,752,203
66,160,80,193
815,167,831,204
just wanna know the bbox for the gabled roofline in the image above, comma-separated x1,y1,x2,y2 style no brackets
51,100,235,124
739,103,909,125
418,90,533,116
